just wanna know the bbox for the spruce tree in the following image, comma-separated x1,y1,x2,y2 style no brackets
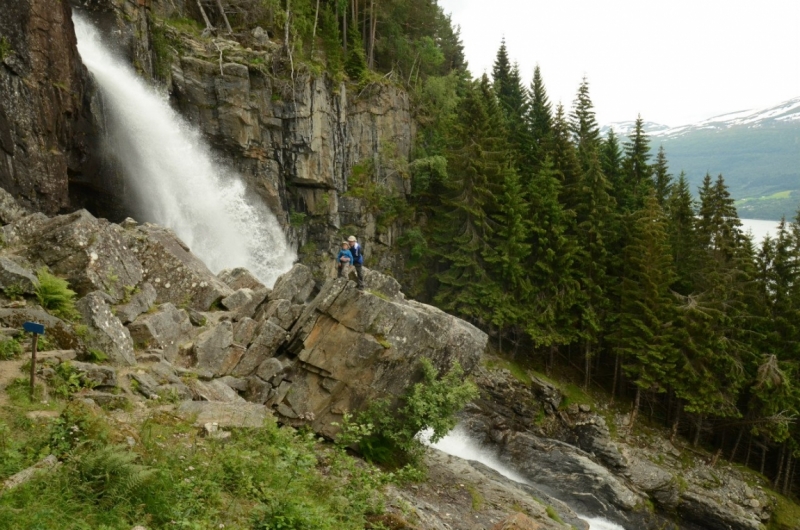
524,157,582,365
666,172,699,295
569,77,602,172
652,145,673,207
527,65,553,168
621,115,653,210
614,191,678,428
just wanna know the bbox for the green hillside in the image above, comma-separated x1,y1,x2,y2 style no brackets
653,122,800,220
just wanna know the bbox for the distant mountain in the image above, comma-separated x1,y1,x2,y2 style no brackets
603,98,800,221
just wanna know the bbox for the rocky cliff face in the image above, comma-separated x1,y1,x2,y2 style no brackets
0,0,99,215
58,0,415,280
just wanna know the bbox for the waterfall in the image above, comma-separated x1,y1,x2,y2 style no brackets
422,425,626,530
73,15,295,287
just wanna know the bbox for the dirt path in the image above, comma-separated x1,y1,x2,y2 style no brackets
0,358,26,407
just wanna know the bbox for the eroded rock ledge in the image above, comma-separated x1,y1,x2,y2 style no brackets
0,192,486,440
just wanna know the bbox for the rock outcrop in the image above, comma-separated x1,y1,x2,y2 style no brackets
0,0,97,214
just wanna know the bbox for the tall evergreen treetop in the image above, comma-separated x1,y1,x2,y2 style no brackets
527,65,553,164
569,77,601,170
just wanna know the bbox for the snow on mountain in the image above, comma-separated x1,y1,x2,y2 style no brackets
602,96,800,139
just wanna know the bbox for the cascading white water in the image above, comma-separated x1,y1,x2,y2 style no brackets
73,15,295,287
421,425,626,530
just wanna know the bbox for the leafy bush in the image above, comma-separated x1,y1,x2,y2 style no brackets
35,268,78,319
352,359,478,466
0,337,22,360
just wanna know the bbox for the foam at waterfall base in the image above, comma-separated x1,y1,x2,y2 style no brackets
73,15,295,287
420,425,626,530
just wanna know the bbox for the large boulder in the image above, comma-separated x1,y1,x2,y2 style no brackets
193,321,245,377
127,303,194,359
124,223,233,311
75,291,136,367
0,256,38,294
114,282,157,324
0,308,79,349
218,267,266,291
268,275,486,436
269,263,314,304
7,210,143,302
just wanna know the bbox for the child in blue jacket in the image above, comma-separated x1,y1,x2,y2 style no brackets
336,241,353,278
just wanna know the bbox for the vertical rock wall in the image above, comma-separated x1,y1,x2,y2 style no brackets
0,0,98,214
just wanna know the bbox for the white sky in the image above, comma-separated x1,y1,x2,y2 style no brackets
438,0,800,126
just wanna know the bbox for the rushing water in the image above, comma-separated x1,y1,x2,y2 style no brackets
421,425,626,530
73,15,295,287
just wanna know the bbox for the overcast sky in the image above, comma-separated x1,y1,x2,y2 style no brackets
438,0,800,126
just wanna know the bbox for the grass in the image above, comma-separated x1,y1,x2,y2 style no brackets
367,289,390,301
483,357,532,386
0,337,22,360
545,505,564,523
0,399,391,530
769,492,800,530
465,483,484,511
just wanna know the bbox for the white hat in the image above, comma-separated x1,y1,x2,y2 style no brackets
347,235,357,242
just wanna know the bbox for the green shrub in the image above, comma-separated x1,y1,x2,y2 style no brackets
353,358,478,466
35,268,78,320
0,337,22,360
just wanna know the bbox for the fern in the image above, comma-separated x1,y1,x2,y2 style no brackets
72,444,156,502
35,268,78,319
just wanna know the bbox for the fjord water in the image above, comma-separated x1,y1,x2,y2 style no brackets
422,426,626,530
73,15,295,287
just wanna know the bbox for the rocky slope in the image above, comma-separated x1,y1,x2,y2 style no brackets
458,358,777,530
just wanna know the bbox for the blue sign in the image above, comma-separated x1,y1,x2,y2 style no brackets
23,322,45,335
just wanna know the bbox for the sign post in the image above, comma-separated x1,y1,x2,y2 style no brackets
23,322,45,400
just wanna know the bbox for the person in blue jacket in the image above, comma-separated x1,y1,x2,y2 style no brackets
336,241,353,278
347,235,365,290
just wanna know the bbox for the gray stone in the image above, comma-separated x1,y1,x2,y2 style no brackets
255,299,296,328
125,224,233,311
17,210,143,302
130,372,159,399
2,455,59,492
0,187,29,225
0,257,38,294
269,263,315,304
231,320,288,377
245,376,273,403
150,360,183,385
221,287,269,319
190,378,245,403
194,321,243,376
0,308,79,349
177,401,270,428
218,375,248,392
70,361,117,387
75,292,136,367
256,358,283,382
156,382,193,401
114,282,157,324
82,391,129,409
233,317,259,346
218,267,266,291
127,303,194,359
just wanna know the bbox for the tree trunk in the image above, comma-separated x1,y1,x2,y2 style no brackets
284,0,291,50
215,0,232,33
782,454,793,495
760,439,767,476
368,0,376,69
548,345,556,376
669,406,681,444
196,0,214,31
342,2,347,55
628,386,641,433
730,426,744,462
775,443,786,488
583,342,591,389
312,0,320,46
745,435,752,468
693,415,703,447
710,448,722,467
611,353,619,403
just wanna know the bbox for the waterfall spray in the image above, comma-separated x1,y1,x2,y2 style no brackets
73,15,295,287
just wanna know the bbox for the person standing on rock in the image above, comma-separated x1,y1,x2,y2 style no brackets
348,235,365,290
336,241,353,279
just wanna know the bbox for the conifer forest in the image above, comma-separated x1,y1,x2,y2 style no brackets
258,0,800,495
